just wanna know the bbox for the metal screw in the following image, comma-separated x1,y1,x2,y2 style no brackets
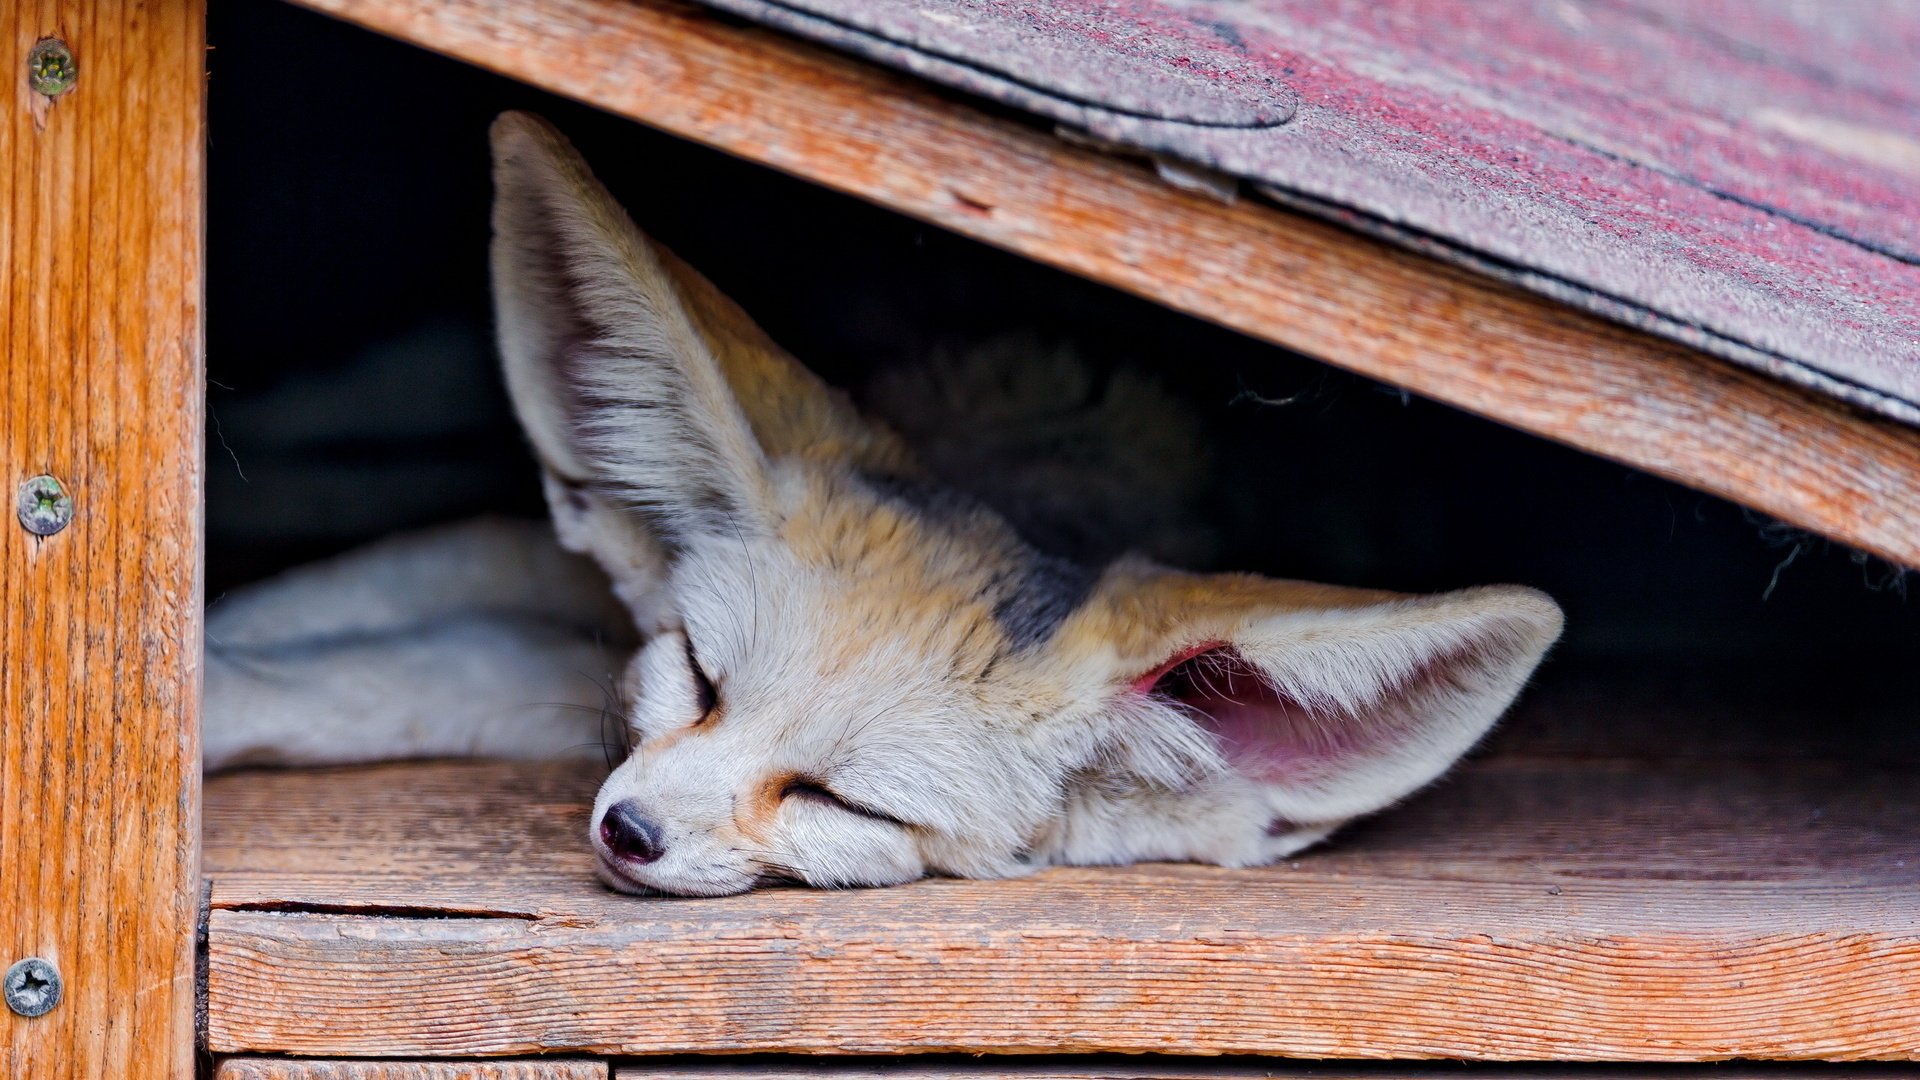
27,38,77,97
17,475,73,536
4,958,61,1018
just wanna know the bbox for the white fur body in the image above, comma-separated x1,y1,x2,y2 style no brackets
204,517,631,769
204,113,1565,897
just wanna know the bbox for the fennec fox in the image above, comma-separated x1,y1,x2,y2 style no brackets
206,112,1563,897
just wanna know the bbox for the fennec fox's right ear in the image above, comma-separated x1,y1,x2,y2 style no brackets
488,111,906,628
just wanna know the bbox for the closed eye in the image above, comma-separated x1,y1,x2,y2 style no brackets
685,636,718,721
780,777,912,828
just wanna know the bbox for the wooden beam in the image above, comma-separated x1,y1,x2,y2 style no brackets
201,652,1920,1063
288,0,1920,569
613,1065,1904,1080
0,2,204,1079
216,1059,608,1080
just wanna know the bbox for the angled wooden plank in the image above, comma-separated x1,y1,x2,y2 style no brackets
0,3,204,1078
216,1059,607,1080
284,0,1920,570
698,0,1920,425
200,664,1920,1062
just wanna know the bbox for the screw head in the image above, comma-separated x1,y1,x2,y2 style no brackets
27,38,77,97
4,958,61,1018
17,475,73,536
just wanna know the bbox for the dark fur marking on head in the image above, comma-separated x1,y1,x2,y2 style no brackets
859,471,983,525
861,463,1129,566
860,471,1097,650
991,551,1098,651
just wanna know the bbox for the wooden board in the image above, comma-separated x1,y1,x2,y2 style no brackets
615,1064,1920,1080
201,664,1920,1062
284,0,1920,571
0,3,205,1079
697,0,1920,427
197,1059,1920,1080
217,1059,607,1080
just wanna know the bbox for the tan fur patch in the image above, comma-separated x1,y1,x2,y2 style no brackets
733,770,799,846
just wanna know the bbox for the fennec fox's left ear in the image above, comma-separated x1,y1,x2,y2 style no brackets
1061,567,1563,862
488,111,905,627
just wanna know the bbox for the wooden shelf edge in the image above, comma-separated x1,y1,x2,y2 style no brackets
286,0,1920,569
200,759,1920,1062
196,904,1920,1061
201,1057,1920,1080
611,1063,1920,1080
215,1059,607,1079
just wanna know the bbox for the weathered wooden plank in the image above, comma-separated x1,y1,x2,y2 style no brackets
697,0,1920,423
614,1065,1920,1080
216,1058,607,1080
200,666,1920,1061
285,0,1920,570
0,3,204,1079
200,891,1920,1059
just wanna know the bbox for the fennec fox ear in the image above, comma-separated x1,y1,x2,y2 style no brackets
488,112,904,622
1087,567,1564,830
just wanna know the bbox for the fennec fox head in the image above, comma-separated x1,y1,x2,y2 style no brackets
490,113,1564,897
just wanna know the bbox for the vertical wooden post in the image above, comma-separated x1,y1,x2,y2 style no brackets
1,1,204,1077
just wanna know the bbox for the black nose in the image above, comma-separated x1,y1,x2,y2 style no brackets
599,800,665,864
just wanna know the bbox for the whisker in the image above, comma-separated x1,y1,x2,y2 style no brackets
826,702,904,772
560,740,625,750
520,701,616,715
724,509,762,657
569,664,631,768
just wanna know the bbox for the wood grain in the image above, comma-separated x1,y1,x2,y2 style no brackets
286,0,1920,570
200,667,1920,1061
614,1064,1920,1080
0,3,204,1079
216,1058,607,1080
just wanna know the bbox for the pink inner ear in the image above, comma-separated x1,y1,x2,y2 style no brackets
1128,640,1227,694
1137,645,1375,785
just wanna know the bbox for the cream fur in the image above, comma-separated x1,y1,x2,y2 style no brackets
203,517,634,770
201,112,1565,898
